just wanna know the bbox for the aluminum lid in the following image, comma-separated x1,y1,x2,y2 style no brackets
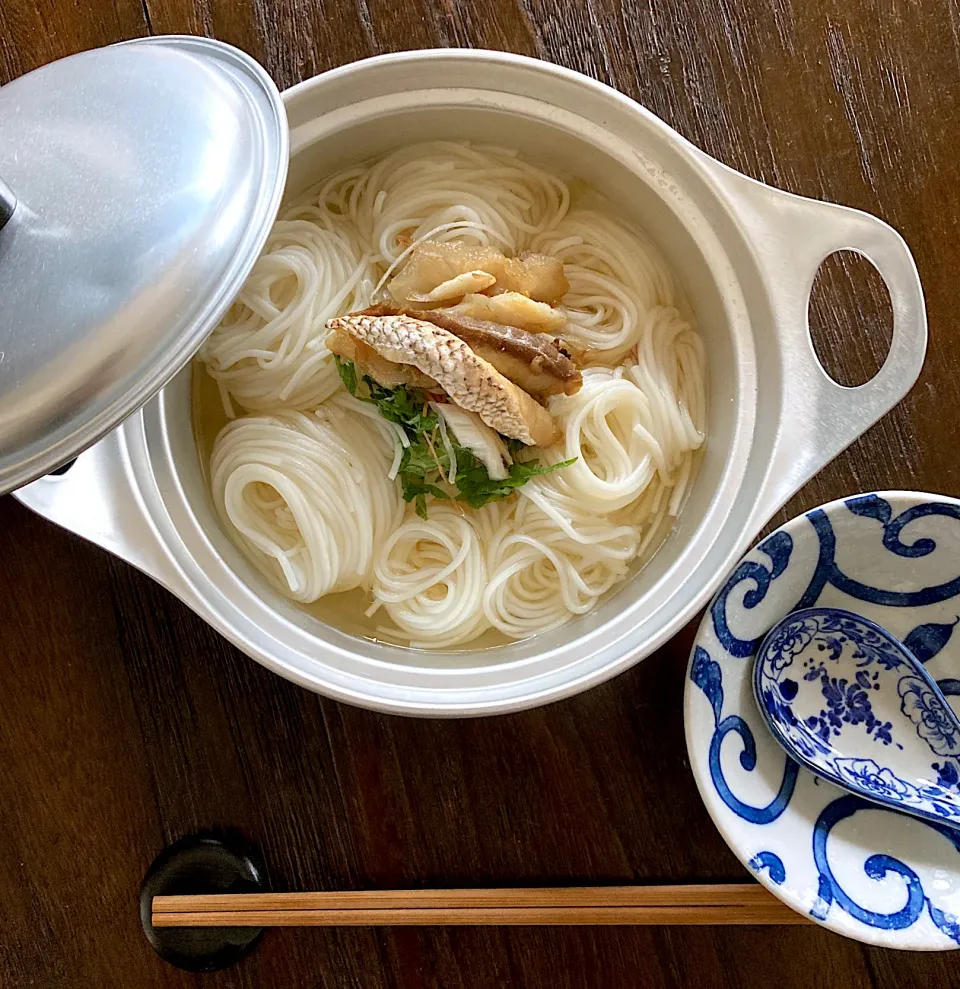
0,36,288,494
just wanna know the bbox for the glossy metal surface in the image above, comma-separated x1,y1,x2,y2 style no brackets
0,37,287,493
14,49,928,716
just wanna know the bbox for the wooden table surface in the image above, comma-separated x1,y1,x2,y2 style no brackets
1,0,957,985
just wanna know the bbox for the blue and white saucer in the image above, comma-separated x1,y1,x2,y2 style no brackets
684,491,960,950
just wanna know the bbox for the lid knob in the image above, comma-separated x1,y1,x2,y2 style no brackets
0,176,15,229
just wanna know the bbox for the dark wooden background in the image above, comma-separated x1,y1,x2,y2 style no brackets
1,0,956,985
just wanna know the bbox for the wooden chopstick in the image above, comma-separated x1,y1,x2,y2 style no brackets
152,884,807,927
152,905,804,927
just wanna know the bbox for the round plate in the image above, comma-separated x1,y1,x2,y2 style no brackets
684,491,960,950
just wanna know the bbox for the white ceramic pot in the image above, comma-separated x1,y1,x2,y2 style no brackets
14,49,927,716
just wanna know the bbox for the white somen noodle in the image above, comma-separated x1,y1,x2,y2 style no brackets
209,395,403,601
199,141,706,648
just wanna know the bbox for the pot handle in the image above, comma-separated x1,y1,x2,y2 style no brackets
701,155,927,522
12,428,190,600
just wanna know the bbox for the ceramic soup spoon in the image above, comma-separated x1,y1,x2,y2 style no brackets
753,606,960,827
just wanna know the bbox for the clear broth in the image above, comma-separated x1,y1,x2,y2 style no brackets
192,365,695,649
192,361,692,650
192,369,526,648
190,174,700,651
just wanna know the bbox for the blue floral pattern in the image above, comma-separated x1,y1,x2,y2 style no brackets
765,616,818,672
686,493,960,949
900,676,960,756
754,607,960,825
833,758,912,799
805,671,895,750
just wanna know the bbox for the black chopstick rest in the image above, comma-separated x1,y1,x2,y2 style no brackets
139,831,267,972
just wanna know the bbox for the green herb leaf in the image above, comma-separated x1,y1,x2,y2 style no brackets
363,376,439,433
455,454,577,509
333,359,575,516
334,355,358,396
399,442,444,479
400,475,450,519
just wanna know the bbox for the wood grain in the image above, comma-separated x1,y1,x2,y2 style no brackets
153,883,784,911
150,884,809,927
2,1,959,987
153,906,809,927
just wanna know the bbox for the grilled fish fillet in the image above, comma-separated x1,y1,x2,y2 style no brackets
325,313,559,446
361,304,582,398
326,326,440,391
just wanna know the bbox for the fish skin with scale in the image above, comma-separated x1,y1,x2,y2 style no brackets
325,312,559,447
